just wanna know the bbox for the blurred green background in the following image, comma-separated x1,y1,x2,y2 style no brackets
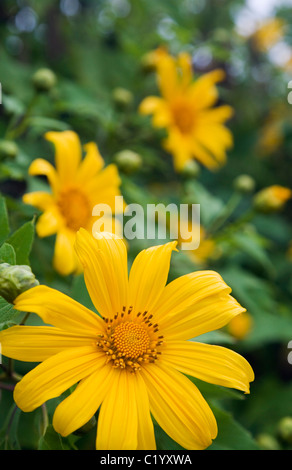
0,0,292,450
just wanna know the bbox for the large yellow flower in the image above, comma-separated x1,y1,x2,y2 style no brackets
23,130,122,275
139,49,233,171
0,229,254,450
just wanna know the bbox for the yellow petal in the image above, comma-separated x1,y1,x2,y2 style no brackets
22,191,55,211
156,53,179,100
139,97,171,128
189,69,225,110
162,341,255,393
85,163,121,196
96,370,138,450
28,158,59,194
177,51,193,89
14,345,104,412
189,139,221,169
128,241,178,315
76,142,104,185
75,228,128,318
13,285,104,335
161,296,244,341
45,130,82,184
0,325,96,362
155,270,231,321
36,205,64,238
53,228,77,275
198,105,234,124
141,363,217,450
155,271,245,340
134,372,156,450
53,363,114,437
194,124,233,165
139,96,166,115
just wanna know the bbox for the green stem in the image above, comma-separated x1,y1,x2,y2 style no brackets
206,192,242,236
41,404,49,436
5,92,39,140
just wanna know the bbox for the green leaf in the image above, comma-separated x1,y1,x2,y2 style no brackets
208,405,260,450
0,405,21,450
182,180,225,226
6,218,35,265
0,195,10,245
0,296,19,330
38,425,77,450
0,243,16,265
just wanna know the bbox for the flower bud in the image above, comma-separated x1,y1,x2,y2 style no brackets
0,140,19,161
256,433,281,450
32,68,57,92
113,150,142,174
0,263,39,303
253,185,292,213
233,174,255,194
112,87,133,109
181,160,200,178
74,416,97,435
277,417,292,444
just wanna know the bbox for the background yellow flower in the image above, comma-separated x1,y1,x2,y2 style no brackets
23,130,123,276
139,49,233,171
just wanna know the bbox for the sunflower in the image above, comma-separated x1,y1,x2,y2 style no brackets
0,229,254,450
23,130,122,276
139,49,233,171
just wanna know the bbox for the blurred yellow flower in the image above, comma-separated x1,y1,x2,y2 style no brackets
139,49,233,171
228,311,253,340
252,18,286,52
0,230,254,450
257,119,283,156
253,185,292,213
23,130,122,276
178,222,216,265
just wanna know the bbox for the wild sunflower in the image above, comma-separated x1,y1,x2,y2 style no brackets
0,229,254,450
139,49,233,171
23,130,122,276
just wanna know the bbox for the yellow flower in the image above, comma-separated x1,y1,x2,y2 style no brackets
252,18,286,52
0,229,254,450
139,49,233,171
23,130,123,276
253,185,292,213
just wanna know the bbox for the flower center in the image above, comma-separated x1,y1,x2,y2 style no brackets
113,322,150,359
57,188,91,231
172,101,195,134
97,308,163,373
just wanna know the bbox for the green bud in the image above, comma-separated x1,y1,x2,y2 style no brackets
0,140,19,161
74,415,96,435
114,150,142,174
256,433,281,450
112,87,133,109
277,417,292,444
0,263,39,303
180,160,200,178
32,68,57,92
233,174,255,194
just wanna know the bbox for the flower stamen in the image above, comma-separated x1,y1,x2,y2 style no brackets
97,309,163,372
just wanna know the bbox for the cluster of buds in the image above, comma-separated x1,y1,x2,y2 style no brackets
0,263,39,303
